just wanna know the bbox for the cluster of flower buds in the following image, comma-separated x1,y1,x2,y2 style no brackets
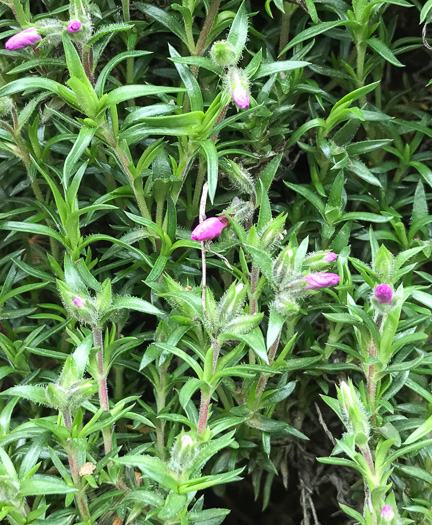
271,244,341,315
4,16,83,51
209,40,250,109
337,380,370,449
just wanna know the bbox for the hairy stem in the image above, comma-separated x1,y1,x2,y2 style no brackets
62,409,90,521
192,157,207,216
256,331,281,398
93,327,112,454
197,392,211,434
194,0,221,58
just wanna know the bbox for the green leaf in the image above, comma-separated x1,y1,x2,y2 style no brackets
286,118,326,148
63,33,90,85
201,140,219,204
0,386,48,406
348,159,382,187
368,38,404,67
284,182,325,217
95,50,152,96
0,221,65,245
169,44,203,112
339,212,392,223
20,476,76,496
102,85,186,109
8,58,66,75
108,296,164,318
63,126,95,189
420,0,432,22
227,1,249,62
0,78,77,107
154,342,203,377
253,60,309,79
115,454,178,491
280,20,348,55
135,4,188,45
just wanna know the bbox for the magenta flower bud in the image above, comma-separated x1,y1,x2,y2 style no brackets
229,69,250,109
231,85,250,109
67,19,82,33
381,505,395,521
324,252,338,263
73,296,86,309
191,216,228,242
304,273,341,290
5,28,41,50
374,284,393,304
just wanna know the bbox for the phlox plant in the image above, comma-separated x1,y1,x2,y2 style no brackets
0,1,432,525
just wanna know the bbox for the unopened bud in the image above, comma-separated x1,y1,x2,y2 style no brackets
168,432,198,474
273,292,300,315
210,40,237,67
374,284,393,305
324,252,338,263
303,273,340,290
0,97,13,117
67,19,82,33
73,296,86,308
191,216,228,241
228,68,250,109
337,380,370,449
259,214,287,252
221,159,255,195
381,505,395,522
5,28,41,50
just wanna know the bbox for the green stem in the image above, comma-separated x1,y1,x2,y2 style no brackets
62,409,90,521
278,9,291,60
93,327,112,454
191,158,207,217
356,40,367,105
190,0,221,77
256,330,281,398
155,368,167,460
194,0,221,57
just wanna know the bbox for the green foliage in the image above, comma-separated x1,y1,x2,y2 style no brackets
0,0,431,524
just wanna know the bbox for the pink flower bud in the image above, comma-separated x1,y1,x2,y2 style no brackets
229,69,250,109
324,252,338,263
5,28,41,50
73,296,86,309
181,435,193,447
191,216,228,242
304,273,341,290
231,85,250,108
374,284,393,304
67,19,82,33
381,505,394,521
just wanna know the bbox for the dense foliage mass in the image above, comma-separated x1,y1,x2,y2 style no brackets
1,0,432,524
